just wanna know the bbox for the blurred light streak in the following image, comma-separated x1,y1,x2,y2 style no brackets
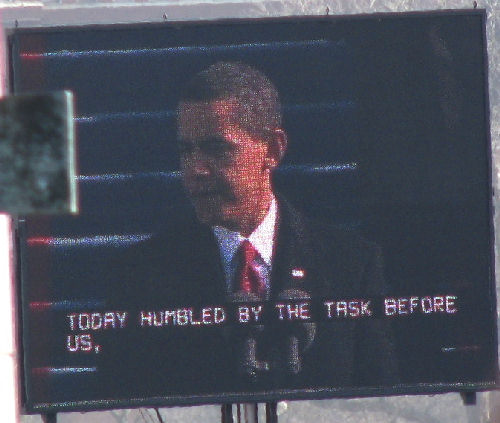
29,299,106,311
285,100,355,112
280,163,358,174
76,164,357,184
77,171,181,182
75,110,175,123
441,345,480,353
27,233,152,247
20,39,339,59
74,101,354,124
32,367,97,375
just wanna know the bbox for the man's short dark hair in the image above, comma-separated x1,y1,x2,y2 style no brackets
178,61,282,139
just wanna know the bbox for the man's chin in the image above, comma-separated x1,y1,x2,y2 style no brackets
192,203,222,226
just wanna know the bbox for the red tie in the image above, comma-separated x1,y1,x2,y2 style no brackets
236,240,264,295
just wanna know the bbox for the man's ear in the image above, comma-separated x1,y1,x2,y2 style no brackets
265,128,288,169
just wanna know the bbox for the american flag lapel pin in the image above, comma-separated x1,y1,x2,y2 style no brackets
291,268,306,279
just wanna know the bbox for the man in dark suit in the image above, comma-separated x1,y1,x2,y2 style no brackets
107,62,396,398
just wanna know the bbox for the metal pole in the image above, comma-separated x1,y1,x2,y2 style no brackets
221,404,234,423
222,401,278,423
243,403,258,423
265,402,278,423
41,414,57,423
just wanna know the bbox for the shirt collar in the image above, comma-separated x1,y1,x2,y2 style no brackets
212,197,277,267
248,197,277,265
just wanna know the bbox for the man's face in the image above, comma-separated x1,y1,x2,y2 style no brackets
178,99,271,230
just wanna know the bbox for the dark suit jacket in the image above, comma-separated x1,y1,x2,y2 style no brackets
102,198,397,399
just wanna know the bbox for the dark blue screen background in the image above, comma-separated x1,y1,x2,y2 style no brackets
11,12,497,412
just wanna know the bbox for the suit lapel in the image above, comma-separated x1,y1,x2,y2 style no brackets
271,199,327,300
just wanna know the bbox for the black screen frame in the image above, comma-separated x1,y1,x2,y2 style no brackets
11,9,498,413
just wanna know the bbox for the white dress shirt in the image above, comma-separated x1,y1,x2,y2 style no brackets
212,197,278,297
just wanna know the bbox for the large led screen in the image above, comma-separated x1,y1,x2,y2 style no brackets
12,10,498,413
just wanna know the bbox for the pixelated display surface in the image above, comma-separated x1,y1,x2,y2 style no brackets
12,11,497,413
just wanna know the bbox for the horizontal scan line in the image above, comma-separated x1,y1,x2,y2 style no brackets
27,233,152,247
29,299,106,311
77,164,357,184
285,101,355,113
441,345,481,353
32,367,97,375
74,101,355,124
76,171,181,182
75,110,175,124
21,39,339,59
280,163,358,174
